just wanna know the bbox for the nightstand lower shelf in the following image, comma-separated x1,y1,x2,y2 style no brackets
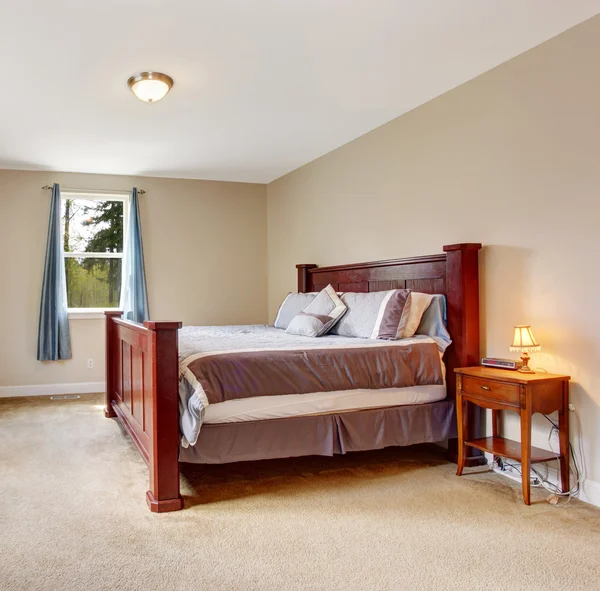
465,437,558,464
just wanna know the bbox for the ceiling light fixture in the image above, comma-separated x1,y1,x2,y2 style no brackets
127,71,174,103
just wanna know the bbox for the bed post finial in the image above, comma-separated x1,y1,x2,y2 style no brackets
296,264,317,293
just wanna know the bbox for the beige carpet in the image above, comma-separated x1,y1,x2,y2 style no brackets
1,394,599,591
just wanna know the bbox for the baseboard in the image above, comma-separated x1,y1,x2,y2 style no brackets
580,477,600,507
0,381,105,398
486,452,600,508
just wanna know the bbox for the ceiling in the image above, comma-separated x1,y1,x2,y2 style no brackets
1,1,598,184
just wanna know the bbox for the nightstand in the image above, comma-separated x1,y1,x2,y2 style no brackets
454,366,570,505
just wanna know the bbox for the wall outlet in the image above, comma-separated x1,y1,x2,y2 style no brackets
568,403,576,411
87,358,94,369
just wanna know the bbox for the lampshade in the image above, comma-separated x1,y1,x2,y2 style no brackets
127,72,174,103
510,325,541,352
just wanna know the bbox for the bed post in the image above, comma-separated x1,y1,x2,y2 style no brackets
104,311,122,418
144,321,184,513
104,312,183,513
296,264,317,293
443,243,481,394
443,243,485,466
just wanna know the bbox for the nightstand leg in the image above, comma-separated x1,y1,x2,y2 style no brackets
520,410,532,505
491,409,500,437
558,380,570,494
456,394,467,476
491,409,500,465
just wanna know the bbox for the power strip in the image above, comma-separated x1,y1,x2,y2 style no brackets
493,463,521,484
492,460,541,487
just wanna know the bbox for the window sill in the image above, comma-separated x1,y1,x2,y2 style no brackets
68,308,121,320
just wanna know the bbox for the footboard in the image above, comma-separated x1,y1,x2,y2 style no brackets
104,311,183,512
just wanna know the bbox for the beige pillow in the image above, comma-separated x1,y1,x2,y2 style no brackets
285,285,347,337
396,292,435,339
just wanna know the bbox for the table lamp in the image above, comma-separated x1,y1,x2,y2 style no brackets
509,325,541,373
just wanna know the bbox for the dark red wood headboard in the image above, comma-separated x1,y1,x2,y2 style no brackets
296,243,482,398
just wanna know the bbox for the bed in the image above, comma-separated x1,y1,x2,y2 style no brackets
104,243,482,512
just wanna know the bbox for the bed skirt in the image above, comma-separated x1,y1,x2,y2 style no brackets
179,400,456,464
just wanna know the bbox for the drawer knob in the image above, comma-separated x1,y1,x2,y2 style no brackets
481,385,491,391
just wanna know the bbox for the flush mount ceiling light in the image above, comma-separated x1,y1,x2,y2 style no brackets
127,72,174,103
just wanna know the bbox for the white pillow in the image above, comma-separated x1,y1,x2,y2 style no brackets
285,285,347,337
397,292,435,339
331,291,392,339
273,292,317,329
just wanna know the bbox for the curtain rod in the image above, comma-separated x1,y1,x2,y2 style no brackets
41,185,146,195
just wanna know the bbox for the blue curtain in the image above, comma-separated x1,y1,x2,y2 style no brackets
121,187,149,323
37,184,72,360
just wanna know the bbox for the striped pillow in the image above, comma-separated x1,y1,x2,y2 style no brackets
371,289,411,339
285,285,347,337
331,291,393,338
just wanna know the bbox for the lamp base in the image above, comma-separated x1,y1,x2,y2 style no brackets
517,352,535,373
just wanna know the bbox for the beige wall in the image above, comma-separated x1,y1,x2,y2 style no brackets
267,17,600,492
0,170,267,388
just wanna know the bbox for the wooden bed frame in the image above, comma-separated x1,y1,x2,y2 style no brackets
104,243,482,512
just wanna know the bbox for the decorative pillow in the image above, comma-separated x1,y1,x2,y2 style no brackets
371,289,411,339
273,292,317,329
285,285,347,337
331,291,392,339
397,292,435,339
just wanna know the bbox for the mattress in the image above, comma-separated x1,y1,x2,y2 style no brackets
203,384,447,424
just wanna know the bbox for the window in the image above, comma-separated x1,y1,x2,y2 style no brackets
61,193,128,312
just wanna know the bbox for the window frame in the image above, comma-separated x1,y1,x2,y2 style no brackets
61,191,129,319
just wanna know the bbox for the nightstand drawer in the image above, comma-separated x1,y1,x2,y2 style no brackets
460,375,519,406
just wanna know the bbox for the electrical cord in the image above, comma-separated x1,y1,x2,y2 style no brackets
540,414,582,494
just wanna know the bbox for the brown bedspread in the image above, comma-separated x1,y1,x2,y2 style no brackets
184,340,443,404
